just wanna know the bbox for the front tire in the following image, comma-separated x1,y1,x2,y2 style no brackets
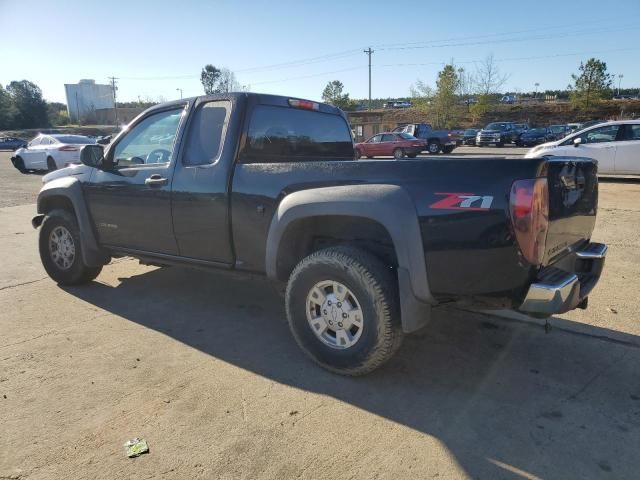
285,246,403,376
393,148,404,159
13,156,26,173
39,209,102,285
47,156,57,172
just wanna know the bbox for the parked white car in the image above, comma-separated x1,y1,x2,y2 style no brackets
525,120,640,175
11,134,96,172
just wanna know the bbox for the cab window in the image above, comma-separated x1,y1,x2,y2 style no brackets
241,105,353,163
381,134,395,142
581,125,621,144
182,101,231,166
28,137,42,147
625,124,640,140
368,135,382,143
110,108,184,167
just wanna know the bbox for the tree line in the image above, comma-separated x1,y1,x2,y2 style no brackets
0,80,70,130
319,56,629,128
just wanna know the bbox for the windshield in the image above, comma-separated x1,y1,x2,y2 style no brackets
485,123,508,130
464,129,477,135
548,126,566,133
529,128,547,134
398,133,416,139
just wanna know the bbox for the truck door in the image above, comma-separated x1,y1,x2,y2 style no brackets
170,99,235,265
83,106,186,254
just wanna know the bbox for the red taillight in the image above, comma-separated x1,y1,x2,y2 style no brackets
288,99,319,110
58,145,79,151
509,178,549,265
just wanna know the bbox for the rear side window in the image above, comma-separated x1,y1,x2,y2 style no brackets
626,124,640,140
241,105,353,163
183,101,230,166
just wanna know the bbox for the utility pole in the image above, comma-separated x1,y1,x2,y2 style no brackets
108,76,119,126
176,88,183,99
364,47,373,110
534,82,539,100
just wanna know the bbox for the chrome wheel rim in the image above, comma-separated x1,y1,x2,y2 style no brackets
49,226,75,270
306,280,364,349
428,143,439,153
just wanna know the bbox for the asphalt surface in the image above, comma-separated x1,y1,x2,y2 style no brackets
1,150,640,480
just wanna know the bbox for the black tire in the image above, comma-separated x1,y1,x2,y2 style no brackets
39,209,102,285
47,156,57,172
427,141,441,154
354,148,362,159
442,145,455,154
13,156,26,173
393,148,404,159
285,246,403,376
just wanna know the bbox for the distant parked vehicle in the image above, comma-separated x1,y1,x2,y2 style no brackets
526,120,640,176
500,95,517,104
10,134,96,173
354,132,426,159
476,122,519,147
567,123,582,133
392,123,457,154
516,127,550,147
393,101,412,108
546,124,571,141
462,128,480,145
0,136,27,151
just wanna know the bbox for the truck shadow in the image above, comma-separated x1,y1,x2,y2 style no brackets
65,265,640,480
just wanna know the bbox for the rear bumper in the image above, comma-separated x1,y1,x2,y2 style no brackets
518,242,607,315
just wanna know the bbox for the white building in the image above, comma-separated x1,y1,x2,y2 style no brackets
64,79,114,123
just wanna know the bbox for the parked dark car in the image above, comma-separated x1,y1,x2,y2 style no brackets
0,136,27,151
355,132,425,159
516,128,549,147
391,123,457,154
476,122,518,146
32,92,606,375
547,124,571,141
462,128,479,145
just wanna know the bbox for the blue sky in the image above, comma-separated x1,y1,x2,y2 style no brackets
1,0,639,103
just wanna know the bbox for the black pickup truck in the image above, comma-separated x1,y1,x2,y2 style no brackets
33,93,607,375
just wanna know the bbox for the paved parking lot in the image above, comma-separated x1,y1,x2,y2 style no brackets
1,150,640,479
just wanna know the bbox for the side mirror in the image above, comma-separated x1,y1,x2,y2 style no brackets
80,144,105,167
573,137,582,147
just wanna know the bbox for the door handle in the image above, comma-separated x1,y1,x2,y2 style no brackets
145,174,168,186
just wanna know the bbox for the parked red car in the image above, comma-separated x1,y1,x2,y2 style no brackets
355,132,426,159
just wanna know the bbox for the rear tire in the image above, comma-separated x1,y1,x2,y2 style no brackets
39,209,102,285
47,156,57,172
427,141,441,154
285,246,403,376
393,148,404,159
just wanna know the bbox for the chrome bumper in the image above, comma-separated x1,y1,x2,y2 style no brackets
519,243,607,315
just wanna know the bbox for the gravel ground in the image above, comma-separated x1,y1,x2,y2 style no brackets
1,150,640,480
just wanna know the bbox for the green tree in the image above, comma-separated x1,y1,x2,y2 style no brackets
434,64,459,127
469,94,491,123
6,80,48,128
321,80,351,109
569,58,613,108
0,85,17,129
201,64,222,95
47,102,70,126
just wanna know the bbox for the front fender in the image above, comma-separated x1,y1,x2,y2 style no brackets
265,184,435,332
36,176,107,267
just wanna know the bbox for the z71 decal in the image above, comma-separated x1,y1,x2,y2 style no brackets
430,192,494,211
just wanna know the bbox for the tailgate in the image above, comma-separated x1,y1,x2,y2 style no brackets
543,157,598,265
